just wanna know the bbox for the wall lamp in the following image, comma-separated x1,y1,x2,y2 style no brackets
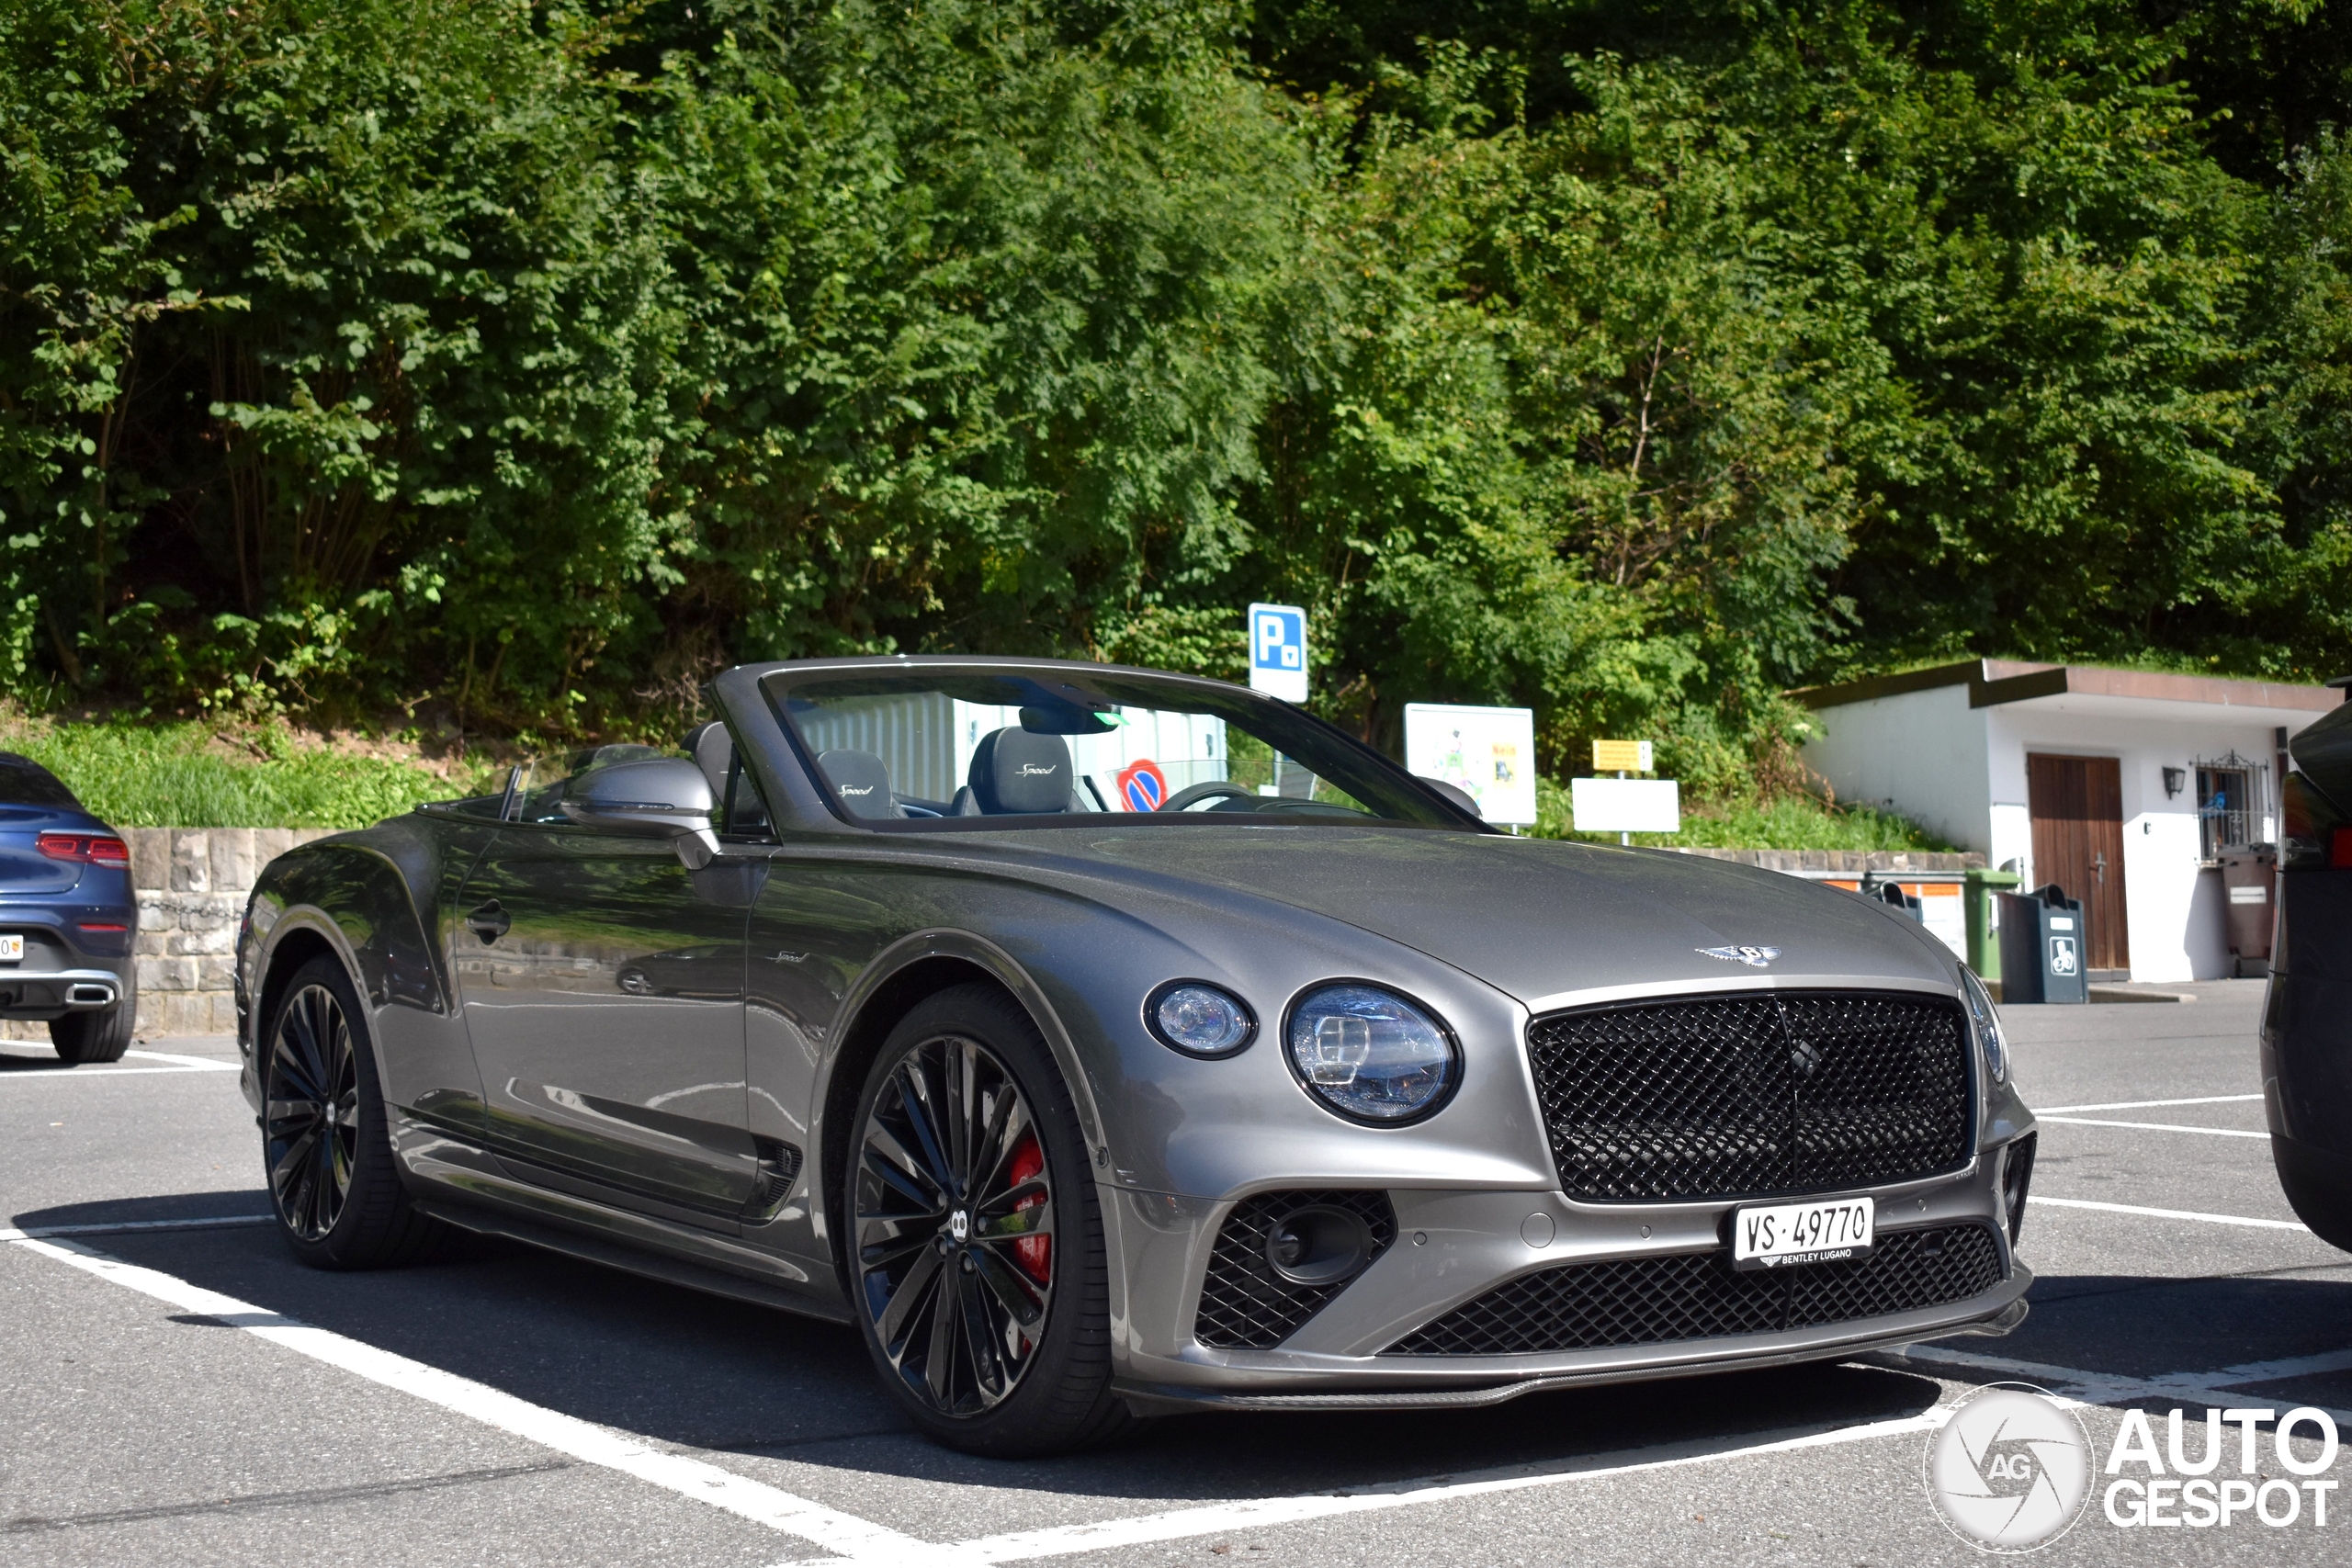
2163,766,2187,798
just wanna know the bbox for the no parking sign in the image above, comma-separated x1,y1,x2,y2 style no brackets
1115,760,1168,812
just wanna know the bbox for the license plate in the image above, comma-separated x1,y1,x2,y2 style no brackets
1731,1196,1874,1270
0,934,19,964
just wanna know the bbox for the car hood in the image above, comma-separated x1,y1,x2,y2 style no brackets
1016,826,1957,1004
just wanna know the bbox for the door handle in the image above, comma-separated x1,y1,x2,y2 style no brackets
466,899,511,942
2092,852,2108,886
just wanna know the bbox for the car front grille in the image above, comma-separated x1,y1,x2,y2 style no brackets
1527,989,1973,1202
1194,1190,1396,1349
1383,1223,2004,1357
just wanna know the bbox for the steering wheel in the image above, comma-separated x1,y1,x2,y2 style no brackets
1158,781,1260,812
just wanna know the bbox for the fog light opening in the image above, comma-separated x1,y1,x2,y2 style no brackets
1263,1203,1374,1288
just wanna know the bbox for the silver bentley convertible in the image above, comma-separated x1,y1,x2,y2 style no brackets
236,657,2038,1454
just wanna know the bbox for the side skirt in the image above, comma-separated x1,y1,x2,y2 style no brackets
409,1178,852,1325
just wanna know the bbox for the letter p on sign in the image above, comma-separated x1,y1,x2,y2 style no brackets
1248,604,1308,703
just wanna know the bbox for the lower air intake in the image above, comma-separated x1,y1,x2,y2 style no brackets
1384,1223,2004,1357
1194,1190,1396,1349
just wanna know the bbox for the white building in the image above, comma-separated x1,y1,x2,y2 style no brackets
1795,660,2340,983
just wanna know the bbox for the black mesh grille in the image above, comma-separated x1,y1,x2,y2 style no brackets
1385,1224,2004,1356
1194,1190,1396,1349
1528,990,1973,1202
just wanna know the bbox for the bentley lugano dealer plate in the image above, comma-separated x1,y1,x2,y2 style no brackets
1731,1196,1874,1270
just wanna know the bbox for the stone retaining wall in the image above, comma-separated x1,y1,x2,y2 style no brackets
1,828,337,1043
1668,847,1986,873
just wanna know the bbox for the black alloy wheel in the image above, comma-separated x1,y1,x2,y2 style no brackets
266,979,360,1241
260,954,444,1269
855,1033,1056,1416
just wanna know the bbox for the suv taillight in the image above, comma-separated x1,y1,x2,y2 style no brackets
36,833,129,867
2281,773,2352,870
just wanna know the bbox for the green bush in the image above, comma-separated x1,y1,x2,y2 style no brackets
2,723,491,828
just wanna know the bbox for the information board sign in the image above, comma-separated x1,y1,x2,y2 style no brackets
1571,777,1681,834
1590,739,1654,773
1403,704,1539,825
1247,604,1308,703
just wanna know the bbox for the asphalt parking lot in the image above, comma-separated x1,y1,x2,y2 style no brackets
5,982,2346,1566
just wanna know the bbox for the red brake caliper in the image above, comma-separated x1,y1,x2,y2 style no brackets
1008,1133,1050,1283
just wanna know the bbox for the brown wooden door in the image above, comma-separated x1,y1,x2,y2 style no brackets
2027,753,2131,972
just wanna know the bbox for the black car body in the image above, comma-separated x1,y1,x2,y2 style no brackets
236,657,2036,1454
2267,694,2352,1244
0,752,140,1062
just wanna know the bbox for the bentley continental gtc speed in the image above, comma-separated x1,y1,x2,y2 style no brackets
235,658,2038,1454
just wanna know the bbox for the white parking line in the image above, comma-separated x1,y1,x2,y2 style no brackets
0,1214,270,1243
1900,1345,2352,1428
2037,1115,2268,1139
2027,1195,2310,1231
0,1049,239,1080
2038,1094,2264,1114
4,1234,933,1562
767,1410,1952,1568
126,1048,242,1070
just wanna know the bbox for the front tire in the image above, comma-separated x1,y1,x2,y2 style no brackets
263,955,445,1269
846,984,1131,1456
51,973,136,1064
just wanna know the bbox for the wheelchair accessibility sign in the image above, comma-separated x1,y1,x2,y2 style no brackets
1248,604,1308,703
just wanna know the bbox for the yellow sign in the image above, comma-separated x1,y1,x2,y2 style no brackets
1591,739,1654,773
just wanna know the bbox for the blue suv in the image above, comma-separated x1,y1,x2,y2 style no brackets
0,753,139,1063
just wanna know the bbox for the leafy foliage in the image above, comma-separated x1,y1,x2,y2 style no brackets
5,0,2351,804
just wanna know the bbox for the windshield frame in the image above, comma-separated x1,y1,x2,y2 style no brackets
757,658,1491,836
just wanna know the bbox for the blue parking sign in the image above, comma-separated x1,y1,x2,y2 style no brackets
1247,603,1308,703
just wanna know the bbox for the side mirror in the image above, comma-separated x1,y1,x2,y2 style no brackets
559,757,723,869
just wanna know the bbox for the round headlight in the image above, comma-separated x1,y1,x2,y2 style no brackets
1962,966,2007,1083
1147,982,1256,1057
1285,984,1458,1123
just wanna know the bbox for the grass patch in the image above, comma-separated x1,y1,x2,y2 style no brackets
1533,780,1952,852
0,717,497,829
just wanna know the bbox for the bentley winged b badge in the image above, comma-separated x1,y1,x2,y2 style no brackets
1698,944,1781,968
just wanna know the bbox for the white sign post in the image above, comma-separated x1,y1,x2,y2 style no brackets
1403,704,1539,827
1247,604,1308,704
1571,777,1681,841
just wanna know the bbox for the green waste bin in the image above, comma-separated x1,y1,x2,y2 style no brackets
1963,868,2021,981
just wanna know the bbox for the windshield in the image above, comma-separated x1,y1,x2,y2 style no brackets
763,667,1469,830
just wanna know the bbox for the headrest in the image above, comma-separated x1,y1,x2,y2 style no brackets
969,728,1071,814
684,721,733,802
819,750,897,819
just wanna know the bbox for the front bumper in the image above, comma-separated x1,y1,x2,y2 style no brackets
1104,1148,2032,1407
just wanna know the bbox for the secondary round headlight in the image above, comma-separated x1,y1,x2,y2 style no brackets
1961,966,2007,1083
1147,982,1256,1057
1285,984,1458,1122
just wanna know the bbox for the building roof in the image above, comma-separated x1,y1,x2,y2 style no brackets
1792,659,2339,717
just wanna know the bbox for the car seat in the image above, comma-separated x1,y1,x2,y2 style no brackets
818,749,901,819
952,728,1080,815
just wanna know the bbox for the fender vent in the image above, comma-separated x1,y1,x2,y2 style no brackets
743,1137,804,1223
1194,1190,1396,1349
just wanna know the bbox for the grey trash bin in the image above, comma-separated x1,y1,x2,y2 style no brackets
2219,844,2278,978
1996,884,2090,1004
